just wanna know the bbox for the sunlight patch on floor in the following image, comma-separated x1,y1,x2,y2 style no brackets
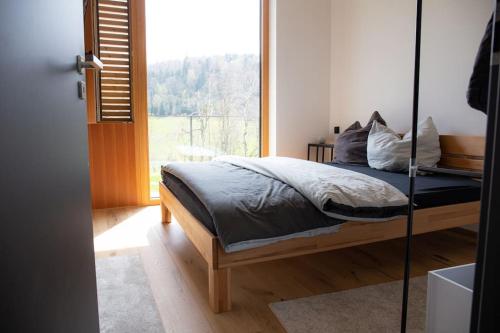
93,206,161,256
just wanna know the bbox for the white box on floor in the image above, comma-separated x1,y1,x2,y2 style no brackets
426,263,475,333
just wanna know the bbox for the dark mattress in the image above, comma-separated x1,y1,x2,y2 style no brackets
162,163,482,235
327,163,482,208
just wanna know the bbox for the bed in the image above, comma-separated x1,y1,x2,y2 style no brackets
159,135,484,313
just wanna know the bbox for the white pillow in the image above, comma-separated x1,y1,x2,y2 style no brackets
367,117,441,171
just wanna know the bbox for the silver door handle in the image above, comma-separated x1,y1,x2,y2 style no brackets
77,54,104,74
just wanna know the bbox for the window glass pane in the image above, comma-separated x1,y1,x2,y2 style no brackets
146,0,261,198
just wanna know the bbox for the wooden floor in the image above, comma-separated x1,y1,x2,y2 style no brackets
93,206,477,333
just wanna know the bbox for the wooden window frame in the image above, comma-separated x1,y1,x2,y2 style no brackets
261,0,270,157
130,0,150,205
131,0,270,204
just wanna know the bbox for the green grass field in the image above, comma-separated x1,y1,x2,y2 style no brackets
148,116,259,197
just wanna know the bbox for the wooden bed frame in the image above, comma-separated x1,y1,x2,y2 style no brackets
159,135,484,313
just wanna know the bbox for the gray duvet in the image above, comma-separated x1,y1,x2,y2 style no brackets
162,161,343,252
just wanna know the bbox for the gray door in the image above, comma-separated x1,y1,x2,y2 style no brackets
0,1,99,332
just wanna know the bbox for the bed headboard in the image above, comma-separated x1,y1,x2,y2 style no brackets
438,135,485,171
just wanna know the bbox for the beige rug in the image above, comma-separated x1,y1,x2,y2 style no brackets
270,277,427,333
96,255,164,333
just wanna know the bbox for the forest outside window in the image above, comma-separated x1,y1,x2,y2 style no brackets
146,0,263,197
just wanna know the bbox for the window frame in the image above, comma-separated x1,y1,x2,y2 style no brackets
143,0,270,201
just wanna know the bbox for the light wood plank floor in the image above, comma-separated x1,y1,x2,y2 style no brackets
93,206,477,333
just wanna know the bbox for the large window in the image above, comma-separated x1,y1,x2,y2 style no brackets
146,0,262,197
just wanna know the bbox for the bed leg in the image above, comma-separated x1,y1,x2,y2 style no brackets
208,266,231,313
160,202,171,224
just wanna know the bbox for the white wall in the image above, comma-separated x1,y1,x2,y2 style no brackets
270,0,331,159
330,0,491,136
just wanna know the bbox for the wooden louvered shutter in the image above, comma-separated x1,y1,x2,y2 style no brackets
96,0,133,122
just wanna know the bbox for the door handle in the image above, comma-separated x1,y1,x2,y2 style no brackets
76,54,104,74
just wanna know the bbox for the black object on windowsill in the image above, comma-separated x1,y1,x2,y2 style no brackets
307,143,335,163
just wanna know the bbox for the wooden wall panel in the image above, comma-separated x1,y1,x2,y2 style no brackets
88,123,139,208
86,0,150,209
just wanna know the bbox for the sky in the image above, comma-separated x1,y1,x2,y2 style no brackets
145,0,260,64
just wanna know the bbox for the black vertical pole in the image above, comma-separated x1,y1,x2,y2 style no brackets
401,0,422,332
470,1,500,331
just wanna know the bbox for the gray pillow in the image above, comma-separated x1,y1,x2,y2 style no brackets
334,111,387,165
